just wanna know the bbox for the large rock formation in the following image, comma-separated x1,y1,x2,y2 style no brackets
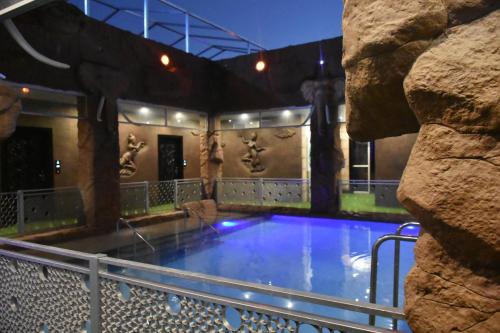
343,1,499,332
0,85,21,141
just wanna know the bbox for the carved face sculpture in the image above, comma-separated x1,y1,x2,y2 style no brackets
343,1,499,332
0,85,22,141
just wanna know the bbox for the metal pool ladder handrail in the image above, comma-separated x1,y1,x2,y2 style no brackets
116,218,156,254
369,222,420,328
183,207,221,238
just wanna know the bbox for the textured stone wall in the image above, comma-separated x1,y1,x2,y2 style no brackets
0,85,21,141
343,1,499,332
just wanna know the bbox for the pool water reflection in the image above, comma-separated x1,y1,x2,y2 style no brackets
119,215,418,331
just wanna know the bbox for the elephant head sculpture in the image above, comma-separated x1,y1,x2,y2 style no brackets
0,84,21,141
300,78,345,137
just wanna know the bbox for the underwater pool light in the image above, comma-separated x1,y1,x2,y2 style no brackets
221,221,238,227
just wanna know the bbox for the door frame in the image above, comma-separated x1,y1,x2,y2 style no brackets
1,126,54,191
157,134,184,181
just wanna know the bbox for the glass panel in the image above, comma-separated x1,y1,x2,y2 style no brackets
350,140,369,165
167,109,203,129
260,108,309,127
338,104,346,123
220,112,260,129
118,101,166,126
19,88,78,118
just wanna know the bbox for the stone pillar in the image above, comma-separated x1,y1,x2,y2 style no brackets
200,114,223,199
301,79,344,214
77,63,129,231
77,95,120,230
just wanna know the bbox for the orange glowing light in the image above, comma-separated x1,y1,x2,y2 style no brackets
21,87,30,94
255,60,266,72
160,54,170,66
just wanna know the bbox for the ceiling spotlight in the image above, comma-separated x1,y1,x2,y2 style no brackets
160,54,170,66
240,113,249,120
21,87,30,94
255,60,266,72
282,110,291,117
175,112,183,119
139,107,149,115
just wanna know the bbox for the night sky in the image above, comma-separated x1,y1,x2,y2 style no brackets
169,0,344,49
70,0,344,54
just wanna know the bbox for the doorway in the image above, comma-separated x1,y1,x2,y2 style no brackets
158,135,183,181
349,140,372,192
0,127,54,191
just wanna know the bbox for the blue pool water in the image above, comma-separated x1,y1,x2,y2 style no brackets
122,215,418,331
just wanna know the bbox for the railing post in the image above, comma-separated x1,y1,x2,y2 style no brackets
144,181,150,215
16,190,25,235
185,13,190,53
174,179,179,209
258,178,264,206
143,0,149,38
89,253,106,333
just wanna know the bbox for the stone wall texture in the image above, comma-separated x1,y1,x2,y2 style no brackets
343,1,499,332
0,85,21,141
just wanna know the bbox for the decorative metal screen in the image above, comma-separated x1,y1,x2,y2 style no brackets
100,276,348,333
176,179,203,208
22,187,84,232
262,179,310,206
120,182,148,217
0,192,17,230
148,180,175,213
216,179,260,205
0,238,406,333
0,256,90,332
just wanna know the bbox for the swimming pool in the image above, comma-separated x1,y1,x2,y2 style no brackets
114,215,418,331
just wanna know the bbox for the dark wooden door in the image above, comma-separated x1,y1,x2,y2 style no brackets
0,127,54,191
158,135,183,181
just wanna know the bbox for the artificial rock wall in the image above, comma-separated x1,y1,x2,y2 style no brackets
343,1,499,332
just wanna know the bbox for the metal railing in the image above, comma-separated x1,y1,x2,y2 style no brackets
72,0,266,59
116,218,155,257
0,236,406,333
0,178,409,237
183,207,221,238
0,179,203,237
368,223,420,328
216,178,409,215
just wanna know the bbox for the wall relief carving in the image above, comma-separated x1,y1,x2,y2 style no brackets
241,132,266,173
274,128,296,139
119,133,146,177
